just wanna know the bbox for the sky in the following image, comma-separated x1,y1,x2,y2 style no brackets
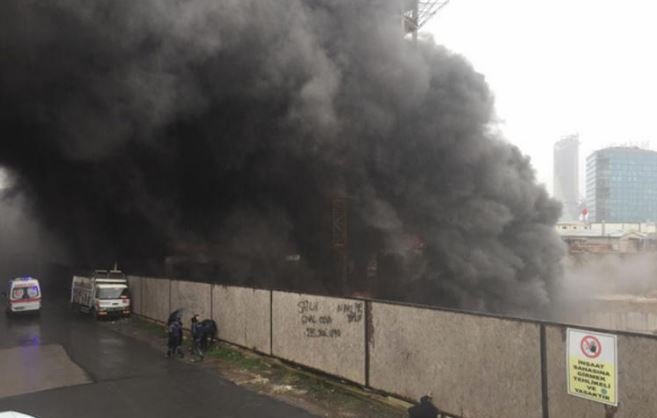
424,0,657,196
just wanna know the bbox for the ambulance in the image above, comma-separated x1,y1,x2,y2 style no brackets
4,276,42,315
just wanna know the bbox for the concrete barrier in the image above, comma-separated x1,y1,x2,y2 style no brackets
170,280,212,326
127,275,142,315
546,325,657,418
272,291,366,384
575,296,657,335
141,277,170,323
128,277,657,417
368,302,542,418
212,286,271,354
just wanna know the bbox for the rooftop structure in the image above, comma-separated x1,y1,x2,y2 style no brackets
556,222,657,254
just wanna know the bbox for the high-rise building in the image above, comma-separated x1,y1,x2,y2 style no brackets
553,135,580,221
586,147,657,222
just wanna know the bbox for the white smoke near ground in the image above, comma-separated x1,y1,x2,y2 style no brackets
562,254,657,298
0,168,8,190
0,192,69,280
551,253,657,323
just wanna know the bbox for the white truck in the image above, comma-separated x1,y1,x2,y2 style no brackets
70,268,131,319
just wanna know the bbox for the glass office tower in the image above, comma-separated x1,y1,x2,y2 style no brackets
586,147,657,222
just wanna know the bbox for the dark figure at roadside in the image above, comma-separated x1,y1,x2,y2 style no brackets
167,317,184,358
190,314,203,360
408,394,439,418
198,319,218,351
167,308,183,326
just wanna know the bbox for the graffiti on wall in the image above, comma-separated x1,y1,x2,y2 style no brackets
297,299,363,338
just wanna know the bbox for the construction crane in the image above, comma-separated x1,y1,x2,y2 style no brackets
332,196,348,289
330,1,450,290
402,0,450,41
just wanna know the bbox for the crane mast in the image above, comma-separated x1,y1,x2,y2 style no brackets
402,0,450,41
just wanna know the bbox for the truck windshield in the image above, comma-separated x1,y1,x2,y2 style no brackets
96,287,128,300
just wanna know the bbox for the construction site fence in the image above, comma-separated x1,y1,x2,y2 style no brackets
127,276,657,418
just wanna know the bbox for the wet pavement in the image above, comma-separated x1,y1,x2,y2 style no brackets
0,299,318,418
0,344,90,398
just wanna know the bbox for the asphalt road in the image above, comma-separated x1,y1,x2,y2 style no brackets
0,298,318,418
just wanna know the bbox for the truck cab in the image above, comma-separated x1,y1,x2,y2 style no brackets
5,276,41,316
71,268,131,319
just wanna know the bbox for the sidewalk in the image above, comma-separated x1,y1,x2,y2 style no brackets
101,317,409,418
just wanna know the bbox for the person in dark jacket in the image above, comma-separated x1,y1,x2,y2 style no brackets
190,314,203,360
190,313,199,329
198,319,217,351
408,394,439,418
167,317,184,358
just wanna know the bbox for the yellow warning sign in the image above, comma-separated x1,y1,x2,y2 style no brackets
567,328,617,406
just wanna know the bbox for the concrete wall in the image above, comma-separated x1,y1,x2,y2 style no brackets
579,311,657,335
141,277,170,323
131,278,657,418
127,276,142,315
212,286,271,354
368,302,543,418
546,325,657,418
574,297,657,335
272,291,366,384
170,280,212,326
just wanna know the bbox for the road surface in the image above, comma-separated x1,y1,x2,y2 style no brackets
0,299,317,418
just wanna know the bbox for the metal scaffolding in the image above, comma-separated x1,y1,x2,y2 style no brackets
332,196,348,288
402,0,450,41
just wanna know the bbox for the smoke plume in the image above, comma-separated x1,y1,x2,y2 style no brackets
559,254,657,300
0,0,564,314
549,253,657,325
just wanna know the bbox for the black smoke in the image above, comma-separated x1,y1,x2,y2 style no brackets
0,0,564,315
